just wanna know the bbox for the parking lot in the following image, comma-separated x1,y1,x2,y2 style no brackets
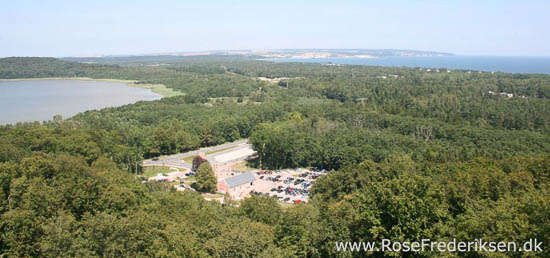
250,168,328,204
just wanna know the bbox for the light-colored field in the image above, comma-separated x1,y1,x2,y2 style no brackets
0,77,184,98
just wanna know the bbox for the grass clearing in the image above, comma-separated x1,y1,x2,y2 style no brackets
231,161,256,172
126,81,183,98
141,166,173,178
183,155,196,164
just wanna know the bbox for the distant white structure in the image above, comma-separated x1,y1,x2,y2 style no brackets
488,91,516,98
148,170,186,182
500,92,514,98
148,173,169,182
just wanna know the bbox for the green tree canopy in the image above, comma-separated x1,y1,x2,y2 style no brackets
195,162,217,193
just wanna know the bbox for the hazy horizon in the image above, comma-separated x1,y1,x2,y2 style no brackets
5,49,550,59
2,0,549,57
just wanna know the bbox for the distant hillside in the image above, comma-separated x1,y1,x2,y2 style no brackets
249,49,453,59
62,54,251,65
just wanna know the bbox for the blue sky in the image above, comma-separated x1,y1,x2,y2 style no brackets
1,0,549,57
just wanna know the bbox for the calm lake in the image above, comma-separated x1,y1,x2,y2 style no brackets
266,56,550,74
0,80,162,125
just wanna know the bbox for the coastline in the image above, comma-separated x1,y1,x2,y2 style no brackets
0,77,184,98
262,56,550,74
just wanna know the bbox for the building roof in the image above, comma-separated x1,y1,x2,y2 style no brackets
224,172,255,188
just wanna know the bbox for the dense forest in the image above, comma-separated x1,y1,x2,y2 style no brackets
0,56,549,257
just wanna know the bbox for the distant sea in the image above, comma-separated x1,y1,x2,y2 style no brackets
265,56,550,74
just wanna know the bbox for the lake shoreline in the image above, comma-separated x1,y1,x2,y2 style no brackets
0,79,166,125
0,77,183,98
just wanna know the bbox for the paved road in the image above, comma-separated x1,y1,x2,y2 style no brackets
142,139,251,170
